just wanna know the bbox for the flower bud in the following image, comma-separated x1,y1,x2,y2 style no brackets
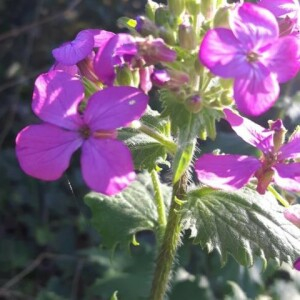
185,0,201,16
213,6,230,28
294,258,300,271
135,16,158,37
178,21,197,50
137,38,177,64
269,119,287,152
116,65,135,86
220,90,233,106
185,94,203,113
200,0,217,19
284,204,300,228
169,0,185,17
146,0,160,21
155,6,174,27
158,24,177,45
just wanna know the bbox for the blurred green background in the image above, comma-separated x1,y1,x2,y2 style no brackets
1,0,300,299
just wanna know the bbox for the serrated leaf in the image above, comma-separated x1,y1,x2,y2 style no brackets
184,187,300,267
118,107,169,170
84,173,171,249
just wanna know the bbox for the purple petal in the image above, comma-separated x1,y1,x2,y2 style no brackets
81,138,135,195
52,30,94,65
294,257,300,270
94,34,137,85
84,86,148,131
279,129,300,160
258,0,300,21
199,28,250,78
32,71,84,130
233,66,280,116
273,163,300,192
84,29,115,48
16,124,82,180
50,62,79,76
195,154,261,190
230,3,279,48
284,204,300,228
224,108,274,153
265,35,300,83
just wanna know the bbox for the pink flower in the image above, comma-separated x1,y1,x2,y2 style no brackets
199,2,300,116
294,257,300,270
16,71,148,195
195,109,300,194
284,204,300,228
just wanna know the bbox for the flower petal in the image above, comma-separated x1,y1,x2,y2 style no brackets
94,33,137,85
32,71,84,130
16,124,82,181
233,66,280,116
195,154,261,190
52,30,95,65
273,163,300,192
230,3,279,48
84,86,148,131
81,138,135,195
265,35,300,83
87,29,115,47
279,129,300,160
294,257,300,271
199,28,250,78
224,108,274,153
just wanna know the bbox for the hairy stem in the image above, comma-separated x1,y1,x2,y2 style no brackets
151,169,167,240
149,172,188,300
136,122,177,155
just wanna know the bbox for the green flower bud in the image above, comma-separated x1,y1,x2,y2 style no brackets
116,66,135,87
155,6,173,27
146,0,160,21
185,0,201,15
204,114,217,140
178,21,197,50
185,94,203,113
220,90,233,106
200,0,217,19
158,24,177,45
213,6,230,28
168,0,185,17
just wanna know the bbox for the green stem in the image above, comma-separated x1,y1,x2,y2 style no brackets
137,123,177,155
149,173,188,300
267,185,290,207
151,169,167,239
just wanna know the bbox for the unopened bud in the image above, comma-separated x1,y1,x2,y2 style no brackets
220,90,233,106
269,120,287,152
185,0,201,15
213,6,230,28
169,0,185,17
200,0,217,19
135,16,158,37
178,21,197,50
155,6,174,27
185,94,203,113
203,113,217,140
116,66,135,86
158,24,177,45
146,0,160,21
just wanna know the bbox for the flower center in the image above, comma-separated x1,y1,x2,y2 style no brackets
246,51,260,63
79,125,91,139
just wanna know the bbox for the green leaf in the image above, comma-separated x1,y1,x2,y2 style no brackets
84,173,171,249
184,187,300,267
118,107,169,170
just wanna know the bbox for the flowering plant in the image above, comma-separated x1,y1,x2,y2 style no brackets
15,0,300,299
